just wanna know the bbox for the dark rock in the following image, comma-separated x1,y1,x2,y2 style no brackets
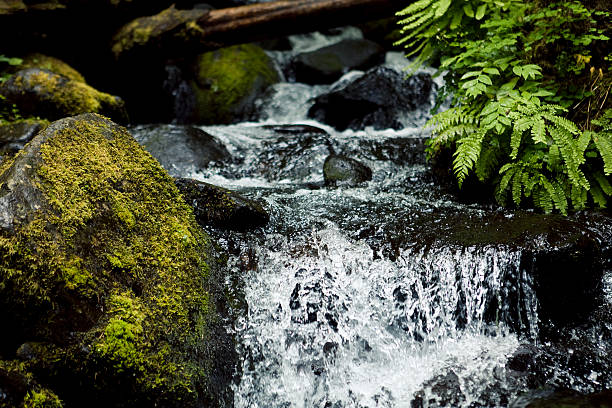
0,119,46,163
175,178,269,231
323,154,372,187
222,124,334,182
0,68,128,124
130,124,232,177
411,372,465,408
291,39,384,84
526,389,612,407
308,66,433,130
0,113,234,407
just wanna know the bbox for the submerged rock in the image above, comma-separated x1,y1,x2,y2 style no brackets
323,154,372,187
131,124,232,177
189,44,280,124
0,68,128,123
308,66,433,130
291,39,384,84
0,114,233,407
175,178,269,231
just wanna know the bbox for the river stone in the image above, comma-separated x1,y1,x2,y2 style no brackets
131,124,232,177
17,53,86,82
308,66,433,130
175,178,269,231
526,390,612,407
189,44,280,124
323,154,372,187
291,39,385,84
0,119,46,163
219,124,334,183
0,68,128,123
0,113,234,407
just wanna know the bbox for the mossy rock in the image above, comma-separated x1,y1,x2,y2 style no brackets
18,54,85,83
191,44,280,124
0,68,128,124
0,118,48,164
0,113,233,407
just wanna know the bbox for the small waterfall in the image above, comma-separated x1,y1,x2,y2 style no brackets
230,226,534,407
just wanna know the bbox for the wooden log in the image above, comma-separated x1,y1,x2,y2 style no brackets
112,0,405,59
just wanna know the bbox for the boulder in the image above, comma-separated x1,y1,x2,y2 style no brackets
308,66,433,130
323,154,372,187
291,39,384,84
0,119,47,163
0,68,128,123
189,44,280,124
130,124,232,177
0,113,233,407
17,53,86,82
175,178,269,231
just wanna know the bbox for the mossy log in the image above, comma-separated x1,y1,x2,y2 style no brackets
112,0,405,59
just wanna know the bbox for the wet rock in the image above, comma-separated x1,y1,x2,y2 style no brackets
0,119,46,163
189,44,280,124
175,177,269,231
0,68,128,123
526,389,612,407
411,372,465,408
131,124,232,177
308,66,433,130
0,113,234,407
291,39,384,84
323,154,372,187
224,124,334,182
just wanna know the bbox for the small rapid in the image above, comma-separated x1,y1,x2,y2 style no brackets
130,27,612,407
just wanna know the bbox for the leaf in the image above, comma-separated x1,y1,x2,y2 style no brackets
450,10,463,29
483,67,500,75
463,4,474,17
460,71,481,80
435,0,452,17
531,118,546,144
478,75,492,85
475,4,487,20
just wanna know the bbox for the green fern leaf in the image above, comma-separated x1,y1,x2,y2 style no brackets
453,130,485,187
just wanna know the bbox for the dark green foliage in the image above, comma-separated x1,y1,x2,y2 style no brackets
397,0,611,213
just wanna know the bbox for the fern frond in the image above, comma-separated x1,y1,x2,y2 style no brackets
592,130,612,175
453,130,485,187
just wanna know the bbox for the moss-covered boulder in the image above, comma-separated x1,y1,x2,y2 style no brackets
17,53,86,83
190,44,280,124
0,68,128,123
0,113,233,407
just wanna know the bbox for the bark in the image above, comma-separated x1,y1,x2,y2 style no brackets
111,0,405,59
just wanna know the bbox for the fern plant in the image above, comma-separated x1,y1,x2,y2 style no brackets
397,0,611,213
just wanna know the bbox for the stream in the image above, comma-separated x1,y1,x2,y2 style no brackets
131,28,612,408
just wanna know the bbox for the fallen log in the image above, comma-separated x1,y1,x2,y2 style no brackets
112,0,406,59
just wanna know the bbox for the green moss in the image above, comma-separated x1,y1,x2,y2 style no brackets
19,69,119,116
20,54,85,83
192,44,280,124
0,114,226,406
111,6,206,59
23,389,63,408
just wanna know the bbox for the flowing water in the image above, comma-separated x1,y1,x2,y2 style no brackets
132,28,612,407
